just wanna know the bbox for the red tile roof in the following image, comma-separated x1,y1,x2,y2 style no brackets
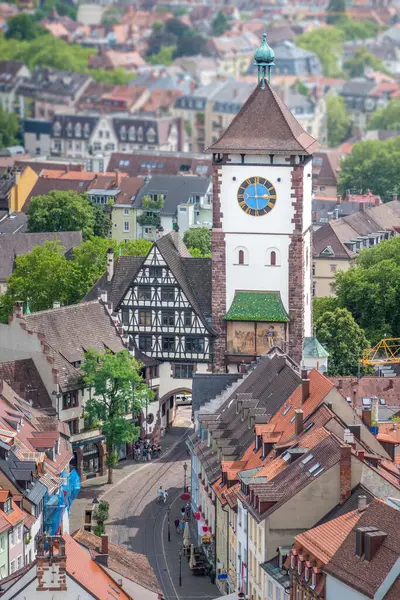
295,509,362,564
64,533,131,600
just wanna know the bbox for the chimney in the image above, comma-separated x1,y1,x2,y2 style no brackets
371,396,379,423
344,429,355,445
348,424,361,441
295,409,303,436
114,170,122,187
96,535,109,567
358,449,365,461
357,494,367,512
355,526,378,557
339,445,351,504
100,290,108,304
337,379,343,390
362,408,372,429
388,379,394,390
302,378,310,404
359,202,365,212
365,530,387,562
53,301,61,309
13,301,24,319
36,536,67,592
107,248,114,283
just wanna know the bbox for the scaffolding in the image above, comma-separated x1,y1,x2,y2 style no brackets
361,338,400,366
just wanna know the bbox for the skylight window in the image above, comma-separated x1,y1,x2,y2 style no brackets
379,398,386,405
282,405,292,416
282,452,291,462
313,467,325,477
308,462,321,474
290,416,295,423
362,398,371,407
301,454,313,465
304,422,314,432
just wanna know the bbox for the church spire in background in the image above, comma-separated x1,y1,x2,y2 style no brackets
254,33,275,88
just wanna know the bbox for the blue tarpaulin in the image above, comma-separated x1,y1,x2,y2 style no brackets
44,469,81,535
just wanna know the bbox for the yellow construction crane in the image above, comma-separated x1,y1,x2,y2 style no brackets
361,338,400,366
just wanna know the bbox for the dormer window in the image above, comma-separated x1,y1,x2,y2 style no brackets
83,123,90,138
53,122,61,136
147,127,156,144
120,125,127,141
66,122,73,137
129,126,136,141
137,126,143,142
75,123,82,138
4,498,11,514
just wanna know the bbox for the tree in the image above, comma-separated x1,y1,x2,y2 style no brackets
333,237,400,343
148,45,175,66
27,191,110,240
312,296,338,323
92,500,109,536
326,0,346,24
5,14,44,41
368,99,400,131
121,239,152,256
338,137,400,201
335,16,379,41
82,349,150,484
327,95,351,147
343,48,389,78
0,105,20,149
146,19,207,59
0,241,73,322
90,67,133,85
315,308,370,375
183,227,212,256
296,29,344,77
212,11,230,36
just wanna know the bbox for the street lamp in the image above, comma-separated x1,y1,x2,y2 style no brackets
178,549,182,587
183,462,188,493
167,505,171,543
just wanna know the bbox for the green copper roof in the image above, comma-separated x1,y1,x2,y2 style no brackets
225,291,289,322
254,33,275,64
303,335,329,358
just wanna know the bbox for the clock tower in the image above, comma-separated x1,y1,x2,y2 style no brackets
209,34,317,371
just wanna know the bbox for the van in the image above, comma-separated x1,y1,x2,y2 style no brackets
176,394,192,405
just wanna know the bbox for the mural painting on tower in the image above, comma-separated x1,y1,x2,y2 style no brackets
227,321,287,355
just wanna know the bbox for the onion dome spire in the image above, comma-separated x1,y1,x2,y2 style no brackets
254,33,275,88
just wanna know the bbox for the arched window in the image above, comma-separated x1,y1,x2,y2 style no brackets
235,246,248,265
266,248,280,266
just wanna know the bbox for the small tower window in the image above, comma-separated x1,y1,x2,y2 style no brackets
270,251,276,266
235,246,248,265
239,250,244,265
266,248,280,266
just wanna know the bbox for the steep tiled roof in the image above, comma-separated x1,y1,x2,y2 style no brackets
330,375,400,409
72,529,162,595
0,359,53,411
377,423,400,444
208,81,318,155
325,499,400,597
64,533,131,600
0,231,82,281
83,256,145,306
108,150,212,178
313,223,355,259
24,301,125,364
295,509,362,563
225,291,289,322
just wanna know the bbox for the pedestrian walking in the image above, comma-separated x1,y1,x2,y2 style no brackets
181,506,185,518
157,443,162,457
180,519,185,533
157,486,163,504
142,447,147,461
174,518,180,533
163,490,168,504
147,446,152,461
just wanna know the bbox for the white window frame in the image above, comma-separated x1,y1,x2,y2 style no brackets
10,560,15,574
124,208,129,215
123,221,130,232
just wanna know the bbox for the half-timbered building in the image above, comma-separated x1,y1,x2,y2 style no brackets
85,232,213,435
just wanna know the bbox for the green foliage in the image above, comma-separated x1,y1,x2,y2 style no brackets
0,237,151,323
327,95,351,147
315,308,370,375
183,227,212,256
82,349,149,483
89,67,133,85
335,16,380,40
5,14,45,41
333,237,400,343
93,500,109,525
0,241,73,322
137,214,161,227
0,105,20,149
338,137,400,201
188,247,212,258
146,18,207,59
326,0,346,24
312,296,338,323
93,523,105,536
296,28,344,77
343,47,390,78
121,239,152,256
292,79,309,97
35,0,77,21
211,11,231,36
142,194,165,210
148,45,175,66
27,191,111,240
368,99,400,131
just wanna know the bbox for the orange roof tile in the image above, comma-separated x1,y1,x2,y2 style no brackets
64,533,131,600
377,423,400,444
0,490,10,502
255,457,287,480
2,500,26,527
295,509,362,564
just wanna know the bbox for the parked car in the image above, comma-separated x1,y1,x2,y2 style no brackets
176,394,192,405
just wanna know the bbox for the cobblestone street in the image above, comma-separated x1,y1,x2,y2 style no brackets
70,407,219,600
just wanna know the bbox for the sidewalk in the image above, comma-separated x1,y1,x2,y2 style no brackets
69,414,192,532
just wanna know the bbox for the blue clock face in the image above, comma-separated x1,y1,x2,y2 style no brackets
237,176,277,216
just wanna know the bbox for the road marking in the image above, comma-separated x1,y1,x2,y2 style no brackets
160,490,182,600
